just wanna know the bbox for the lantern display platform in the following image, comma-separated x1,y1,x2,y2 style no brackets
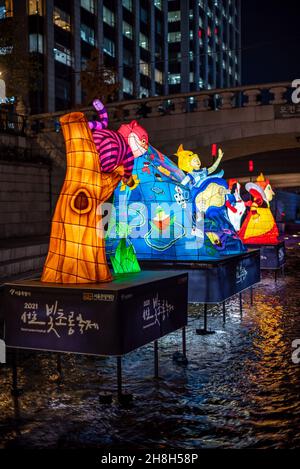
140,250,260,334
1,271,188,402
246,240,286,270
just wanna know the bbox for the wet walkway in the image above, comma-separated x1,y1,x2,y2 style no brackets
0,236,300,449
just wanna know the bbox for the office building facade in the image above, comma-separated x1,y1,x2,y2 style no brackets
0,0,241,113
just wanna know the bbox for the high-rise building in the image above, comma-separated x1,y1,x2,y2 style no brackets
0,0,241,113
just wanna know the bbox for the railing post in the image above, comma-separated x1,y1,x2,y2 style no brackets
219,91,235,109
197,94,211,111
269,86,288,105
244,89,261,107
243,89,261,107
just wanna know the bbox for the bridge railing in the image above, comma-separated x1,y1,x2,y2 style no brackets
27,81,293,133
0,111,26,136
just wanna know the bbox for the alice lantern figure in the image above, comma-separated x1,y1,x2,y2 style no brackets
174,144,225,237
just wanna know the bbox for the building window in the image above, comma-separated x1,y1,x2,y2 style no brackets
168,31,181,43
53,7,71,31
154,0,162,10
103,37,115,57
54,44,72,66
140,33,149,50
80,0,96,14
28,0,43,15
168,73,181,85
123,77,133,95
103,6,115,27
139,86,149,98
123,21,133,39
140,60,150,77
140,7,148,23
29,33,43,53
189,30,193,39
123,48,133,66
0,0,13,18
122,0,132,12
155,69,163,84
189,72,194,83
168,11,181,22
81,23,96,46
0,78,6,103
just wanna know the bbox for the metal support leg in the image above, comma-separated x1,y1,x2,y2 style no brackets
204,303,208,331
173,327,188,365
182,327,187,358
154,340,159,379
116,356,133,405
250,286,254,306
56,354,62,380
196,304,215,335
117,356,122,401
239,292,243,317
222,301,226,323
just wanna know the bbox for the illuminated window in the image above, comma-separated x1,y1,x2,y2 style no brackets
189,72,194,83
53,7,71,31
168,11,180,22
122,0,132,12
155,69,163,84
154,0,162,10
80,0,96,14
140,33,149,50
103,37,115,57
123,21,133,39
29,33,43,53
140,60,150,77
0,0,13,18
168,31,181,42
53,44,72,66
189,30,193,39
103,6,115,27
139,86,149,97
81,23,96,46
168,73,181,85
28,0,43,15
123,77,133,95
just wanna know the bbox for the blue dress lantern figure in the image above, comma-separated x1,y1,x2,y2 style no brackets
106,141,246,261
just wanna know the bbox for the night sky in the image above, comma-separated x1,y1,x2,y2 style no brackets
242,0,300,85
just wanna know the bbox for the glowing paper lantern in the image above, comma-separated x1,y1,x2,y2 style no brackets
106,143,246,261
41,112,122,283
110,238,141,274
239,173,279,244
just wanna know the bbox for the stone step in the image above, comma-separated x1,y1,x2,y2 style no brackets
0,254,46,279
0,236,48,280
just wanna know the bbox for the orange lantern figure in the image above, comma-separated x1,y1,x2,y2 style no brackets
41,112,122,284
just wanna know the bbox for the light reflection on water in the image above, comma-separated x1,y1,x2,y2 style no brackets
0,242,300,449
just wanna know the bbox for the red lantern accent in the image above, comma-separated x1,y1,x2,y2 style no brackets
198,29,202,38
211,143,217,157
248,160,254,172
214,27,218,35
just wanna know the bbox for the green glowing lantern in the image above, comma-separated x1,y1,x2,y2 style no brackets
110,238,141,274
